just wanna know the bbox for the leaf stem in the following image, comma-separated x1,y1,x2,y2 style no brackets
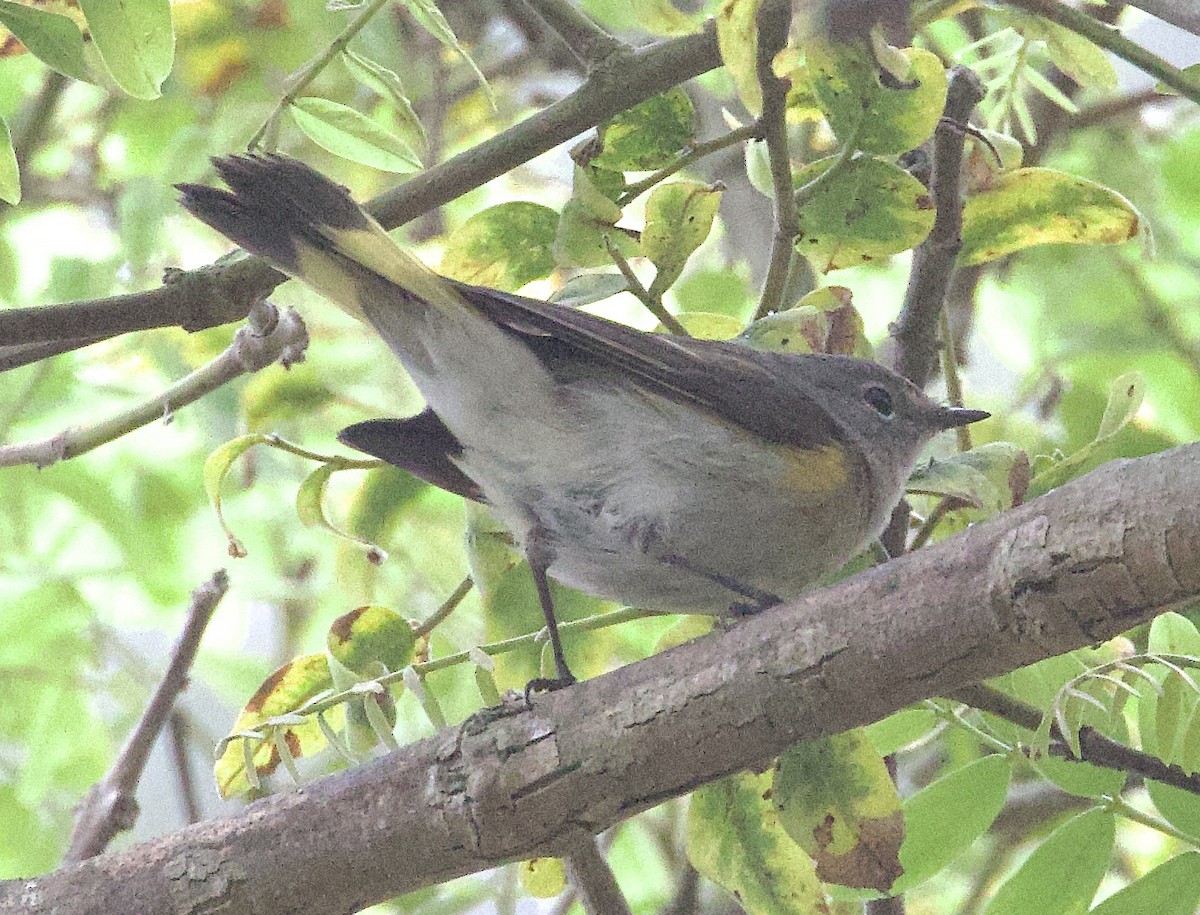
616,124,760,207
246,0,393,151
605,238,690,335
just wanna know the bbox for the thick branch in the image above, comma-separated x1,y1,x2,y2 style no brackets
8,443,1200,914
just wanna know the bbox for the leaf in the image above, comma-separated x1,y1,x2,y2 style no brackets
592,87,696,171
336,465,428,599
290,97,422,173
631,0,699,35
203,433,274,557
793,155,936,271
1090,852,1200,915
807,42,948,155
0,116,17,205
296,463,386,559
960,168,1140,266
906,456,1003,511
892,755,1011,892
773,731,905,892
981,809,1115,915
213,653,337,798
400,0,494,109
554,167,639,268
715,0,763,116
1042,20,1117,91
342,50,428,154
641,181,723,297
669,312,744,340
440,202,559,292
1147,781,1200,841
519,857,567,898
1029,372,1144,495
79,0,174,99
548,271,628,307
688,770,831,915
326,605,416,675
739,287,868,357
0,1,90,82
864,707,937,757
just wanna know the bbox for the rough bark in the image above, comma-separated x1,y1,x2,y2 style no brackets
6,444,1200,915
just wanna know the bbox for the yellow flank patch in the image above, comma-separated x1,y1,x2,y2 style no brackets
292,246,368,323
774,442,851,494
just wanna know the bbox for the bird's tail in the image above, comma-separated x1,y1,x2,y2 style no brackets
177,154,467,322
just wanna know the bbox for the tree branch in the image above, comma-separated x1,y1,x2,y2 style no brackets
891,66,986,388
0,306,308,468
0,7,765,357
1117,0,1200,40
563,836,632,915
519,0,628,69
62,570,230,863
9,442,1200,913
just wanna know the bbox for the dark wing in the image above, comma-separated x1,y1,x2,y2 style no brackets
339,410,484,502
451,282,843,450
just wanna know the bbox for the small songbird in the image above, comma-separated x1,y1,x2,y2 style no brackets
179,155,987,688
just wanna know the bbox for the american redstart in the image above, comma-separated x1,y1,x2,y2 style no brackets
178,154,988,688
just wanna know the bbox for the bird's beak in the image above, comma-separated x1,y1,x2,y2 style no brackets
935,406,990,429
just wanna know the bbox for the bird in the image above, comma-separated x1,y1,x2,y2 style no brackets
178,154,988,689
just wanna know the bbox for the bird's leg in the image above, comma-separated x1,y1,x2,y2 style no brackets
524,528,576,696
657,551,782,614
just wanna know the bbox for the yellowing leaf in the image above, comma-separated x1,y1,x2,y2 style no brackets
440,202,558,292
326,605,417,675
739,286,869,357
291,97,422,173
554,167,639,268
642,181,723,297
794,155,936,271
520,857,567,898
689,770,830,915
807,42,947,155
592,87,696,171
960,167,1140,266
203,433,274,557
773,731,904,892
716,0,763,116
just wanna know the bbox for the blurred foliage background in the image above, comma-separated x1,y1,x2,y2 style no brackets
2,0,1200,912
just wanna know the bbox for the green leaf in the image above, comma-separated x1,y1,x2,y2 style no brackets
1147,781,1200,841
688,770,829,914
326,604,416,675
1042,20,1118,91
715,0,763,116
739,286,869,357
336,465,428,600
342,50,428,154
773,731,905,892
290,97,422,173
440,202,559,292
793,155,936,271
960,168,1140,266
807,42,948,155
982,809,1114,915
296,463,385,559
669,311,744,340
1029,372,1144,495
864,707,937,757
203,433,275,557
641,181,723,297
0,1,90,82
1149,613,1200,658
548,271,628,307
592,87,696,171
554,167,639,268
0,116,18,205
906,456,1004,511
892,755,1012,892
1090,853,1200,915
79,0,174,99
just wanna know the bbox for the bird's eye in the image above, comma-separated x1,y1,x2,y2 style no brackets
864,385,894,418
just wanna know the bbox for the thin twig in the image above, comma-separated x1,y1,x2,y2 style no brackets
520,0,628,69
167,711,203,825
64,569,230,862
616,124,760,207
413,576,475,638
563,834,633,915
605,238,690,335
752,0,798,320
11,70,68,174
0,306,308,468
1001,0,1200,105
246,0,392,151
951,683,1200,797
891,67,986,388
